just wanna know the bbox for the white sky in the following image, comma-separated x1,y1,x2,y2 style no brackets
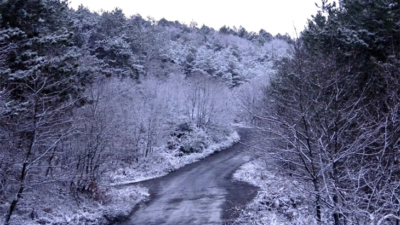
69,0,325,36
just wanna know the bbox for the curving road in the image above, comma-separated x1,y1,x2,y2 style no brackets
115,128,259,225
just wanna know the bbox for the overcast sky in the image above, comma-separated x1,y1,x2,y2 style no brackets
69,0,325,36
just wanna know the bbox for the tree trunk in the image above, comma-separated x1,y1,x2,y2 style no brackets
5,103,37,224
314,180,322,224
333,194,340,225
4,155,31,224
4,185,24,225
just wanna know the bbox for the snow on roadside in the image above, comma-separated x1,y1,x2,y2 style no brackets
108,130,240,186
232,159,317,225
4,130,239,225
4,184,148,225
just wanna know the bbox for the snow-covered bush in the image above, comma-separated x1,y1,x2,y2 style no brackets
178,126,210,154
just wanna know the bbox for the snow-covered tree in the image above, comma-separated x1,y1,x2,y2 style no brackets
254,0,400,224
0,0,89,223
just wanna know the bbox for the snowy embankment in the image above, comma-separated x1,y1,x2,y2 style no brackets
108,130,240,186
232,159,317,225
6,183,149,225
97,130,239,222
6,131,239,225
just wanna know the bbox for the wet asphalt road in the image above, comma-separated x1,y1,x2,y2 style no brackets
116,128,259,225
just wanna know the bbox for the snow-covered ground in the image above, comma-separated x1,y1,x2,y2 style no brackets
232,159,318,225
107,130,240,186
6,184,149,225
4,130,239,225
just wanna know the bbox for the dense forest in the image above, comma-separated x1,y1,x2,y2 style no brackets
0,0,289,224
1,0,400,224
244,0,400,224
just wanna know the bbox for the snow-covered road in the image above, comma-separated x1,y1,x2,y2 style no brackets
115,128,259,225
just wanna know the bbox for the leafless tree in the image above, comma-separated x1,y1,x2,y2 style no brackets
1,66,78,224
247,38,400,224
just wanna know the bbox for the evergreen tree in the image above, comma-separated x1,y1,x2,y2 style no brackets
0,0,88,223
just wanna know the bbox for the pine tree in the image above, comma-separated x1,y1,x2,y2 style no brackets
0,0,88,223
